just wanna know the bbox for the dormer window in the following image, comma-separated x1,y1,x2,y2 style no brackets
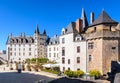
61,28,65,35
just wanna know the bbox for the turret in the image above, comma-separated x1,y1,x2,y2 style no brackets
80,8,88,31
34,24,40,35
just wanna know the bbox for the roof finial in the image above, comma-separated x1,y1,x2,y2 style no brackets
34,24,40,34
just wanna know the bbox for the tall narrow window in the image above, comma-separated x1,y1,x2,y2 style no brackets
63,67,65,71
77,57,80,63
49,53,51,57
62,47,65,56
54,53,56,57
94,27,96,32
68,59,70,64
62,57,65,64
89,55,92,62
77,46,80,53
62,38,65,44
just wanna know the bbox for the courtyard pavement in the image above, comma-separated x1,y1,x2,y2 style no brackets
0,65,110,83
0,70,54,83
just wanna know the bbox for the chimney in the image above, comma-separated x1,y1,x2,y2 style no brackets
75,19,82,33
90,12,94,24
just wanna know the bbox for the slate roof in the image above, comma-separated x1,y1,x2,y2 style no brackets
34,24,40,34
6,36,34,44
91,10,118,26
66,22,76,34
49,35,59,45
81,8,88,28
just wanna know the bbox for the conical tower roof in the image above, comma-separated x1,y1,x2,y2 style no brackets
34,24,40,34
81,8,88,29
91,10,118,26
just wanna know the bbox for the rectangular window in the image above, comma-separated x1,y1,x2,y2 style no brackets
63,67,65,71
29,52,31,56
23,53,25,56
88,42,94,49
89,55,92,62
29,48,31,51
49,53,51,57
112,47,116,50
68,59,70,64
62,47,65,56
62,38,65,44
54,47,56,51
54,53,56,57
77,57,80,63
77,46,80,53
62,57,65,64
68,67,70,70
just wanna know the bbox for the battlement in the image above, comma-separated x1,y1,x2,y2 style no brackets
85,30,120,40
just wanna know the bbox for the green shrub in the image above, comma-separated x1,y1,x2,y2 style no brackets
89,69,101,77
0,60,3,65
64,70,85,78
76,70,84,76
64,70,74,77
26,58,30,64
15,62,18,70
10,64,13,70
31,58,36,63
26,64,31,71
22,63,25,71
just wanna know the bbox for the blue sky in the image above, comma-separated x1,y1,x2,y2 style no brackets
0,0,120,50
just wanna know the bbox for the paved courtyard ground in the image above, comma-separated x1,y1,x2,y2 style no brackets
0,65,110,83
0,71,54,83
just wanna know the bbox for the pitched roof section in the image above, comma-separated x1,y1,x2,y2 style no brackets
49,35,59,45
91,10,118,26
81,8,88,29
34,24,40,34
66,22,76,34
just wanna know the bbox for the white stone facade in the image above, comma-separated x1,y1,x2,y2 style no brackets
47,35,59,63
59,32,87,73
6,25,47,63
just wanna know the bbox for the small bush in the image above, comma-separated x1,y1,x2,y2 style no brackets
26,64,31,71
10,64,13,70
15,62,18,70
64,70,74,77
89,69,101,78
64,70,85,78
26,58,30,64
76,70,84,77
22,64,25,71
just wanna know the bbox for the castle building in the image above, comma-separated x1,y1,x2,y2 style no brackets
47,35,59,63
85,10,120,74
6,24,47,63
59,9,87,72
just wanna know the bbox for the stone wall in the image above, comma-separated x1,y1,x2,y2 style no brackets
87,38,103,73
102,38,119,74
